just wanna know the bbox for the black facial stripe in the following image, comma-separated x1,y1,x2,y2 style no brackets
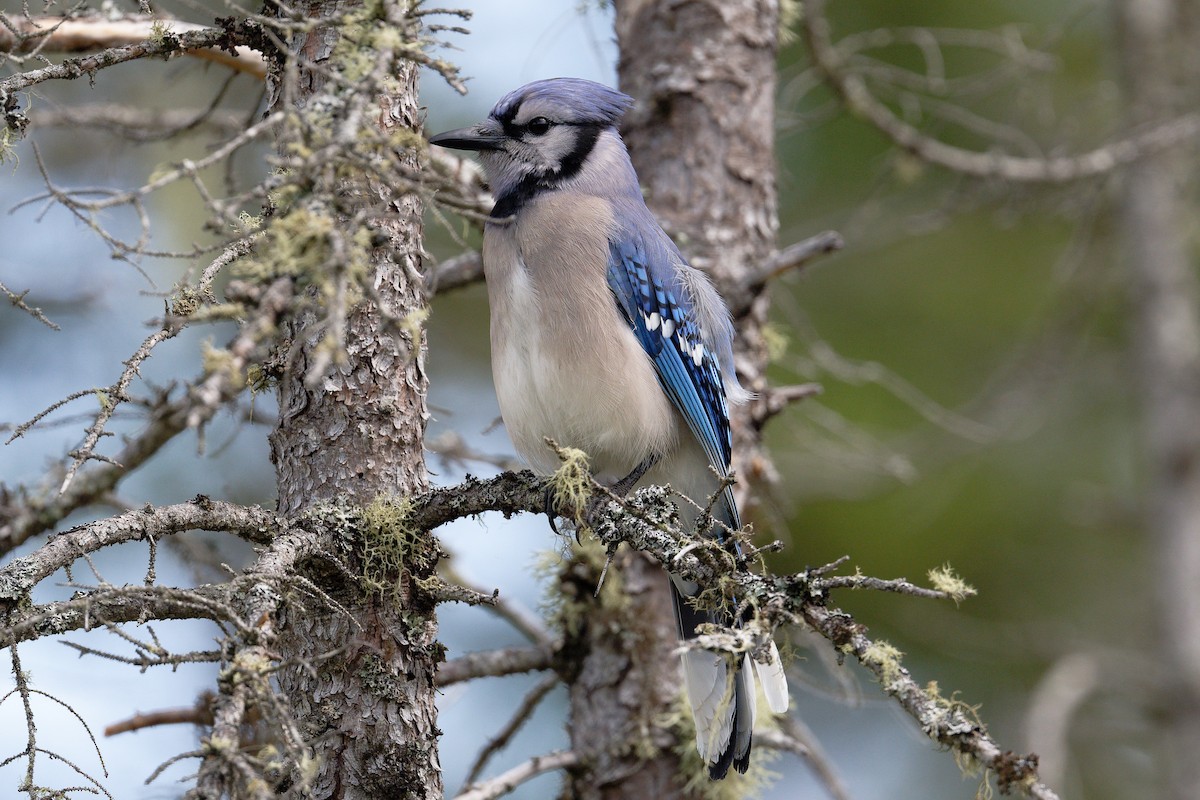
556,123,602,182
489,122,605,220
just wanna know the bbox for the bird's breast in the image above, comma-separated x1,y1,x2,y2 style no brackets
483,196,678,478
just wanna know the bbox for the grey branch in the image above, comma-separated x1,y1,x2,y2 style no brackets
798,0,1200,183
366,468,1056,797
756,722,853,800
0,15,266,80
452,750,580,800
462,673,560,788
0,277,291,556
729,230,845,316
437,646,555,686
0,279,60,329
0,498,279,611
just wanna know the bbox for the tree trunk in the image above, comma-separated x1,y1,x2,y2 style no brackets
266,2,440,796
616,0,781,505
559,2,780,796
1116,2,1200,798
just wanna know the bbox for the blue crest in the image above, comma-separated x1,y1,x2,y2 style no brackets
491,78,633,127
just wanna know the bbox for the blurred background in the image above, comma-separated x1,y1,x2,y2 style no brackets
0,1,1168,798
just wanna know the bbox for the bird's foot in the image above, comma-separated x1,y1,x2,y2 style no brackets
610,453,659,498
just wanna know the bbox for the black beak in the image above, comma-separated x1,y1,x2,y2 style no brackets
429,122,505,152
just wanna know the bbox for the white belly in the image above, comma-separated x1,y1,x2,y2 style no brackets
488,260,679,479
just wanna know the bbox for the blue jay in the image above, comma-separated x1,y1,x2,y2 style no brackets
430,77,788,778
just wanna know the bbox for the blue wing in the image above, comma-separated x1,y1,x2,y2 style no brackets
607,231,736,521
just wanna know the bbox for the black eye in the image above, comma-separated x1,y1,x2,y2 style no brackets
526,117,552,135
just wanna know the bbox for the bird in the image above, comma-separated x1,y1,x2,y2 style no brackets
429,77,788,778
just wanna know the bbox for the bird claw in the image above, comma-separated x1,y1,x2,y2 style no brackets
610,453,659,498
543,483,561,536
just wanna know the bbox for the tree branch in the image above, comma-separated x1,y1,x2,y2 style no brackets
452,751,580,800
462,673,560,788
0,15,267,79
319,464,1058,796
798,0,1200,183
437,646,555,686
728,230,845,317
0,498,279,611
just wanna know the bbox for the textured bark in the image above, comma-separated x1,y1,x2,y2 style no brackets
558,1,781,795
1117,2,1200,797
561,551,689,797
616,0,781,503
265,2,440,797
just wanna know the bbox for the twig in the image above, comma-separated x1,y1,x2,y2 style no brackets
441,563,553,647
104,693,215,736
0,498,280,610
462,674,559,788
453,750,580,800
0,16,266,80
436,646,555,686
738,231,844,301
427,250,484,293
798,0,1200,183
764,715,854,800
0,279,60,329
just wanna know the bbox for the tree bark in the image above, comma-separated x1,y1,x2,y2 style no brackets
265,2,440,797
558,2,781,796
616,0,782,505
1116,2,1200,798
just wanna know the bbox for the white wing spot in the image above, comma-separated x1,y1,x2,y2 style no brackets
661,319,676,339
692,343,705,365
646,312,661,331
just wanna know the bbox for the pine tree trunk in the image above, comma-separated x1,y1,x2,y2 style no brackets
266,2,440,796
1117,2,1200,797
560,2,780,796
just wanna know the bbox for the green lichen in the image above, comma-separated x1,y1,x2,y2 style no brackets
147,19,171,45
357,652,403,702
245,363,274,394
928,563,976,605
235,210,263,234
234,206,336,284
537,537,627,642
361,494,429,602
328,0,393,84
760,322,790,363
171,285,202,317
201,341,245,390
548,446,592,526
862,639,905,690
0,126,17,166
779,0,801,45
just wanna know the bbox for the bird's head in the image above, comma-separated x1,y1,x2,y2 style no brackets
430,78,634,212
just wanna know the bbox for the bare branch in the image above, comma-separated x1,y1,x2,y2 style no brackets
27,105,246,141
0,278,292,556
436,646,555,686
0,15,267,79
427,250,484,294
4,584,239,647
442,563,553,647
761,715,854,800
0,279,59,329
798,0,1200,183
462,674,559,788
803,602,1057,799
104,692,215,736
730,230,844,316
0,498,279,611
453,750,580,800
